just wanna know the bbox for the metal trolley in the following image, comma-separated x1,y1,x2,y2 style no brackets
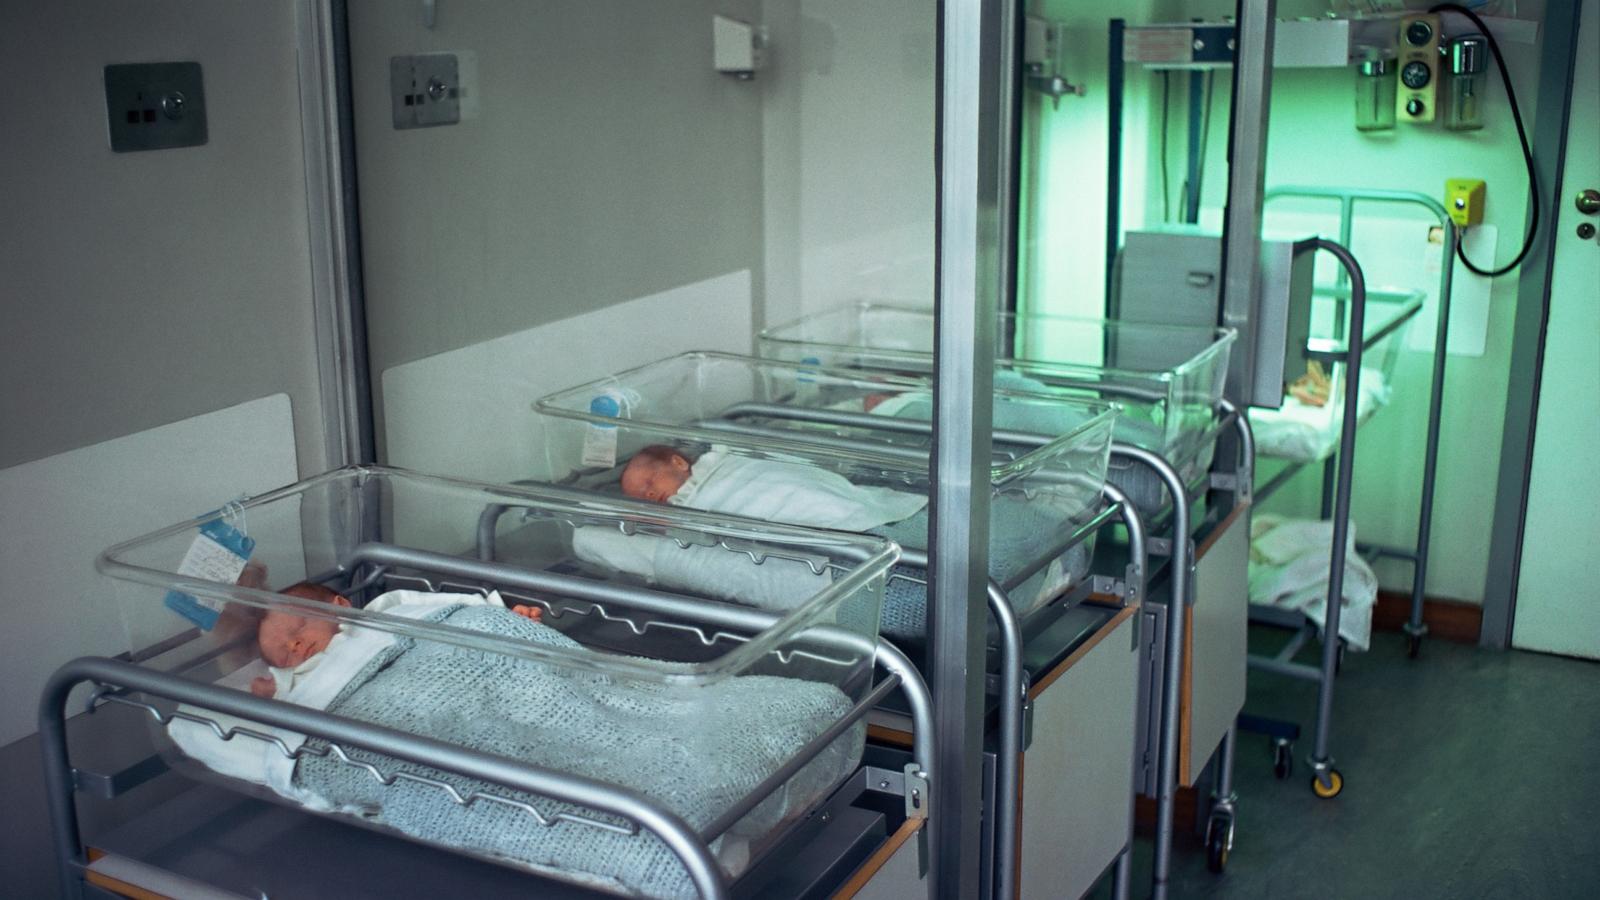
537,352,1230,899
1245,221,1452,800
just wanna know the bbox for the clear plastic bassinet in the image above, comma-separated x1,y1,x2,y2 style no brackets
93,465,897,897
533,352,1116,639
756,304,1236,516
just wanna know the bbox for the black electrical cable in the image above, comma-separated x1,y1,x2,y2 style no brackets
1429,3,1541,277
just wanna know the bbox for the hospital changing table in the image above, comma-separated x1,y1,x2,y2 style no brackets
536,352,1171,899
42,467,936,900
755,307,1254,884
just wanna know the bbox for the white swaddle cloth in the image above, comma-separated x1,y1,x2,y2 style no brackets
573,448,924,613
168,590,506,807
1248,515,1377,651
669,448,928,529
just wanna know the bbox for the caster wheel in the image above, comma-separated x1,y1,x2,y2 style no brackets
1407,633,1422,659
1204,814,1234,874
1272,741,1294,780
1311,769,1344,799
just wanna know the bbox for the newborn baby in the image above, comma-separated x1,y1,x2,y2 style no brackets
618,444,928,532
251,582,541,698
619,444,694,503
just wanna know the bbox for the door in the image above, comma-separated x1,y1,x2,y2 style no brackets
1513,0,1600,659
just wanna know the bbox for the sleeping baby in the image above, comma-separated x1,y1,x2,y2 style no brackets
609,443,1092,639
173,582,855,898
250,581,541,698
619,444,928,531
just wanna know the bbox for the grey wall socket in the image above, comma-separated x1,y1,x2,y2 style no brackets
104,62,208,153
391,54,461,130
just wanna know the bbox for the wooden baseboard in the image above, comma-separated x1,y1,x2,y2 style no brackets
1372,591,1482,643
1134,787,1200,834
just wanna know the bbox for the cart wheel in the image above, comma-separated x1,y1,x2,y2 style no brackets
1407,633,1422,659
1204,812,1234,874
1272,741,1294,780
1310,768,1344,799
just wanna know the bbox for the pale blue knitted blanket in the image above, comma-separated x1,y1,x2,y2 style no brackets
295,604,857,898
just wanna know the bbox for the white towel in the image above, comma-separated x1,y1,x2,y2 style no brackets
1248,515,1377,651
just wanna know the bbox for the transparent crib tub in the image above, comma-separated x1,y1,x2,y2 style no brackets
757,304,1237,515
534,352,1116,641
1249,286,1422,464
94,465,896,898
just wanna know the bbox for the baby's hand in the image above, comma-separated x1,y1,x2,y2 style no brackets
250,675,277,698
511,605,544,622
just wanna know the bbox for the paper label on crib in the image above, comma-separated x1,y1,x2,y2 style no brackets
163,519,255,631
582,425,619,468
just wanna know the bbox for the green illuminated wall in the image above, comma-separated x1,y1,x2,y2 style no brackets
1019,2,1548,602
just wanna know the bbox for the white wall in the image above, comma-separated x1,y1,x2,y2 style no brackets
1,0,328,473
1250,18,1546,603
760,0,938,322
346,0,767,456
1022,1,1549,603
382,271,753,486
0,0,329,755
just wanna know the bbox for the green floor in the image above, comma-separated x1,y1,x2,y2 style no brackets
1125,629,1600,898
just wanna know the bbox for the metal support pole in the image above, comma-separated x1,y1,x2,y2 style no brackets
1408,222,1456,647
1110,446,1190,900
988,584,1023,900
931,0,1003,894
1106,19,1126,312
1105,482,1145,900
1308,239,1367,785
1183,71,1205,224
1216,0,1277,402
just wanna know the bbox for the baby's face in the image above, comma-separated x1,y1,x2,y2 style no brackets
620,452,691,503
258,608,342,668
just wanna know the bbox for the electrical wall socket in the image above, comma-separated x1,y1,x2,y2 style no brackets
391,53,461,130
104,62,208,153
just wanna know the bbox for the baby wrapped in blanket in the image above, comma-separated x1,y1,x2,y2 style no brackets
587,445,1086,639
168,587,857,898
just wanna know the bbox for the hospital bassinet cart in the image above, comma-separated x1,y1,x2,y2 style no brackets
536,352,1165,900
755,308,1254,886
42,466,935,900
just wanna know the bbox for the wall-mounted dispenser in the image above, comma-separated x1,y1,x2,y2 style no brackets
713,14,766,80
1396,13,1441,123
1354,54,1397,132
1444,35,1488,131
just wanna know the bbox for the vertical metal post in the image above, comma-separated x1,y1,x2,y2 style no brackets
296,0,375,469
38,675,85,900
932,0,1001,896
1216,0,1276,400
1310,239,1367,775
1106,19,1126,313
1407,221,1456,646
1183,72,1206,224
